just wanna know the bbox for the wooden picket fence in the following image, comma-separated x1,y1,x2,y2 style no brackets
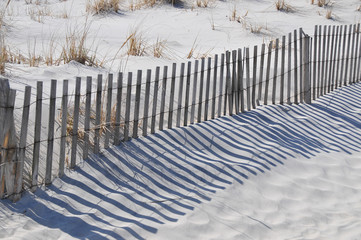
1,23,361,202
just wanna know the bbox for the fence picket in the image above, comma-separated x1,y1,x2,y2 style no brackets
59,80,68,176
294,29,299,103
349,24,356,84
94,75,102,153
133,70,142,138
204,58,212,120
211,55,218,119
313,26,317,99
299,28,303,103
344,24,352,86
31,81,42,191
218,54,225,117
198,59,205,122
168,63,176,129
352,24,360,83
104,74,113,148
124,72,132,141
159,66,168,130
184,62,191,125
264,42,272,105
287,33,292,105
272,38,279,105
280,36,286,104
252,45,258,108
226,51,233,114
143,69,152,136
83,77,91,159
245,48,251,111
190,61,198,123
232,50,239,114
114,73,123,144
45,80,57,185
329,26,336,92
258,44,265,106
70,77,81,169
151,67,160,134
237,49,244,112
176,64,185,127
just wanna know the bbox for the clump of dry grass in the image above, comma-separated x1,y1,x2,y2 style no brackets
86,0,121,14
325,8,332,19
123,30,146,56
27,6,52,23
317,0,330,7
275,0,292,12
129,0,158,11
153,38,167,58
196,0,210,8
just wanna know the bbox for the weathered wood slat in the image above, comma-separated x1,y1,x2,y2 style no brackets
218,54,225,117
232,50,239,114
176,64,185,127
294,29,299,103
168,63,176,129
280,36,286,104
312,25,318,99
324,25,331,95
83,77,91,159
94,75,102,152
45,79,57,185
226,51,232,114
258,44,265,106
59,80,68,176
272,38,279,105
303,36,311,104
344,24,352,86
245,48,251,111
124,72,132,141
13,86,31,201
237,49,244,112
264,42,272,105
104,74,113,148
317,25,322,96
204,58,212,120
143,69,152,136
70,77,81,169
252,45,258,108
133,70,142,138
151,67,160,134
114,73,123,145
184,62,191,126
31,81,42,191
334,26,341,89
159,66,168,130
211,55,218,119
340,25,347,87
190,60,198,123
287,33,292,104
299,28,304,103
352,24,360,83
198,59,205,122
329,26,336,92
349,24,356,84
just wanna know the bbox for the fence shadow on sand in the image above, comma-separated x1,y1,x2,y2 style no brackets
3,83,361,239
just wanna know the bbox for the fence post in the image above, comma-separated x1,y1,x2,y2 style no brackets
70,77,81,169
13,86,31,202
0,79,17,199
303,35,311,104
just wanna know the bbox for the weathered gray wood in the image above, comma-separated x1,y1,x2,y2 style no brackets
225,51,232,115
0,86,17,198
142,69,151,136
324,25,331,95
317,25,322,96
349,24,356,84
272,38,279,105
45,79,57,185
264,42,272,105
124,72,132,141
232,50,239,114
245,48,251,111
184,62,191,125
299,28,304,103
340,25,347,87
218,54,225,117
70,77,81,169
191,60,198,123
198,58,205,122
13,86,31,201
114,72,123,145
94,74,102,152
104,74,113,148
303,36,311,104
352,24,360,83
356,25,361,83
329,26,336,92
280,36,286,104
294,29,299,103
204,57,212,120
258,44,265,106
151,67,160,134
237,49,244,112
211,55,218,119
83,77,91,159
59,80,68,176
159,66,168,130
320,26,326,96
252,45,258,108
133,70,142,138
344,24,352,86
312,25,318,99
31,81,42,191
334,26,341,89
287,33,292,104
168,63,176,129
176,64,185,127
